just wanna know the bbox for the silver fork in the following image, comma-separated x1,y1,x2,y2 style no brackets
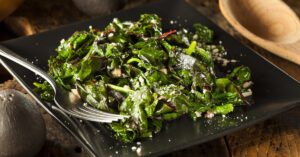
0,45,128,123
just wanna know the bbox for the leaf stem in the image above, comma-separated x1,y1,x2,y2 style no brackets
107,84,134,94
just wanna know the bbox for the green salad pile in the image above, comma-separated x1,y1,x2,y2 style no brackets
34,14,252,142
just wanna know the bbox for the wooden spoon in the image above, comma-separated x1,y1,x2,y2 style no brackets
219,0,300,65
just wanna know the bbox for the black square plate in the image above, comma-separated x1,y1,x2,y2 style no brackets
1,0,300,156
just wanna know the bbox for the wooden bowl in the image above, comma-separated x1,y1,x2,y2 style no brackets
72,0,126,16
219,0,300,65
0,0,24,21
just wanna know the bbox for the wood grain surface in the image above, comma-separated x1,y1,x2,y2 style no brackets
1,0,300,156
226,109,300,157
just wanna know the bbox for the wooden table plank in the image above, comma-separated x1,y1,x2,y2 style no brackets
2,0,150,36
226,107,300,157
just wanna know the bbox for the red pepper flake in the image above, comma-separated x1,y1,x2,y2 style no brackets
159,29,177,39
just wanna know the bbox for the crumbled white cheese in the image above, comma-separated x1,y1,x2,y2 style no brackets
150,19,157,24
243,81,253,88
212,48,219,53
195,111,202,117
112,68,122,77
160,68,168,74
131,146,137,151
222,59,230,67
100,32,104,37
136,147,142,155
242,89,253,97
192,34,198,40
60,39,65,44
108,33,114,38
182,36,190,45
113,18,118,23
205,111,214,118
183,28,188,34
230,59,237,63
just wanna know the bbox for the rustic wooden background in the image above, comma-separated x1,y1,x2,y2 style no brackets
0,0,300,156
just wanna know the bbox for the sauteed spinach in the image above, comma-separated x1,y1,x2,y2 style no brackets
34,14,252,142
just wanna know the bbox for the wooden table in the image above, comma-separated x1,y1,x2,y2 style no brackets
1,0,300,156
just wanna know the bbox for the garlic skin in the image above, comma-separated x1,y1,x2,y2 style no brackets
0,89,46,157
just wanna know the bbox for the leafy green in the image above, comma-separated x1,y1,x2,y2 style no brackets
212,103,234,115
228,66,251,84
193,23,214,43
76,80,110,111
33,82,54,101
34,14,253,143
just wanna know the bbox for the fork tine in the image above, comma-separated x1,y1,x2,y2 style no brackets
76,106,111,117
68,108,124,123
71,106,129,123
79,105,129,118
77,107,123,119
68,111,114,123
74,107,123,120
77,106,124,118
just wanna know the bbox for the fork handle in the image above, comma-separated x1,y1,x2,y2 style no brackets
0,45,57,91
